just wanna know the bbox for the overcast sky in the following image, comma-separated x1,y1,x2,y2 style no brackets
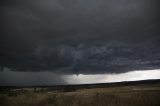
0,0,160,85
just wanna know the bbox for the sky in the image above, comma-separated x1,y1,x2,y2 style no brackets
0,0,160,86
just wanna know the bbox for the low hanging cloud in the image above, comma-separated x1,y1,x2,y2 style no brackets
0,0,160,74
33,41,160,74
1,41,160,74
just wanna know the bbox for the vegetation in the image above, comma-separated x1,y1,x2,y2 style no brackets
0,81,160,106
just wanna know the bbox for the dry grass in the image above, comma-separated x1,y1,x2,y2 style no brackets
0,85,160,106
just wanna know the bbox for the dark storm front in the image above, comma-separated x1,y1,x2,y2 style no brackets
0,1,160,106
0,0,160,85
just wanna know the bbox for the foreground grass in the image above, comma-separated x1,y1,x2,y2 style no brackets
0,86,160,106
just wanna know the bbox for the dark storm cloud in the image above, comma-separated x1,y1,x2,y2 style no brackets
0,0,160,74
32,41,160,74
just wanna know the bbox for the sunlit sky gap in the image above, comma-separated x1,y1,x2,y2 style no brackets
64,69,160,84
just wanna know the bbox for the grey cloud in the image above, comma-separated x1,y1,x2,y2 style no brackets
0,0,160,74
2,41,160,74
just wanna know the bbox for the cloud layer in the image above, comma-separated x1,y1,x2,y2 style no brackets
0,0,160,74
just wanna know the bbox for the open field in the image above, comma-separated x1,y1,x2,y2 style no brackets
0,80,160,106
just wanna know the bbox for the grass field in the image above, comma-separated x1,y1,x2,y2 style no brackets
0,83,160,106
